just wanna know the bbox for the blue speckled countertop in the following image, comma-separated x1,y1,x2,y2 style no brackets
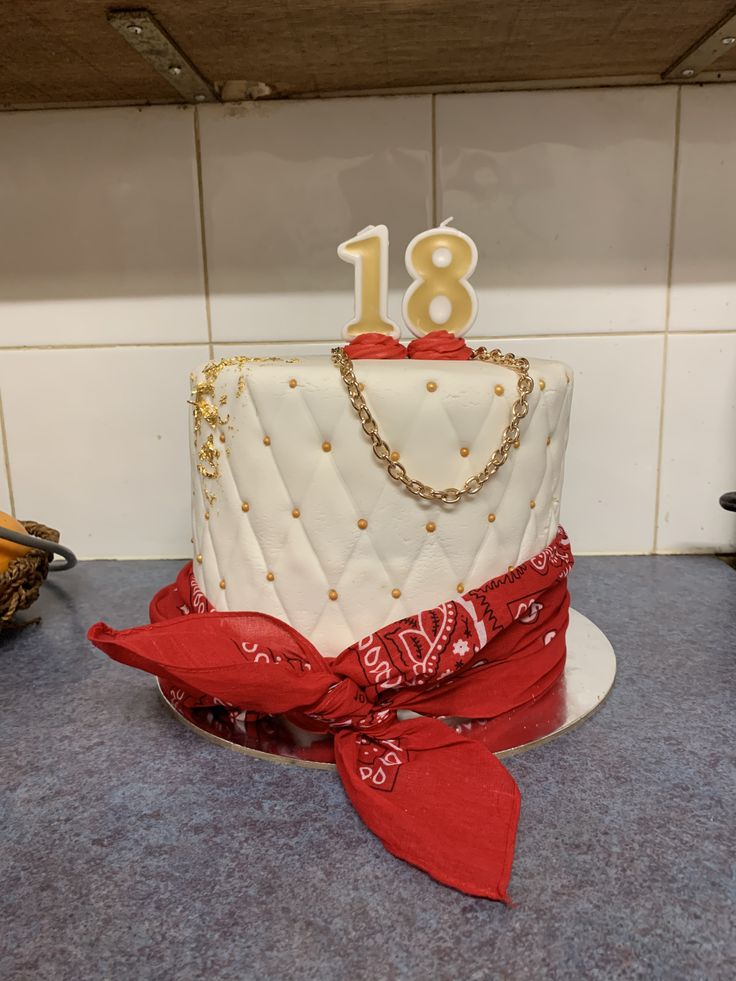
1,556,734,981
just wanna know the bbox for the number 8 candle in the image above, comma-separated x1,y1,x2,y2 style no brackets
338,224,400,340
403,218,478,338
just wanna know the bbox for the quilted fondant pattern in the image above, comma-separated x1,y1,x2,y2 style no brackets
191,356,573,657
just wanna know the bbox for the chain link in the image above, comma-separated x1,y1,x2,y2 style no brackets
331,345,534,504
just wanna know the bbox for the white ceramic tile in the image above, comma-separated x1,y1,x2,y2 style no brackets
0,106,207,346
199,97,433,343
436,87,677,335
0,346,208,558
670,85,736,331
657,334,736,552
221,334,662,554
0,426,11,514
513,335,663,553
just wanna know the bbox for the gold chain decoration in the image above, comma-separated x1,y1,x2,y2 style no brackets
331,346,534,504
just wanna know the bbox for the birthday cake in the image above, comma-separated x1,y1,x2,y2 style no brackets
190,336,573,657
89,222,583,903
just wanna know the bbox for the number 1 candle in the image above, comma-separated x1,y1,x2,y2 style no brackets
338,224,400,340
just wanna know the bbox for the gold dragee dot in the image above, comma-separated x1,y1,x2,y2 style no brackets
204,511,210,520
547,435,552,446
219,433,226,443
426,521,436,533
196,554,203,564
357,518,368,530
219,579,226,589
292,508,301,518
391,588,401,599
241,501,250,512
530,500,536,509
495,384,504,396
539,379,546,391
266,572,275,582
322,441,332,452
513,439,520,449
328,589,338,601
390,451,400,462
487,513,496,523
460,447,470,458
456,583,464,594
289,379,297,388
426,381,438,393
263,435,271,446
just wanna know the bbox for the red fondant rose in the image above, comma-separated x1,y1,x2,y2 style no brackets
407,330,473,361
343,333,407,359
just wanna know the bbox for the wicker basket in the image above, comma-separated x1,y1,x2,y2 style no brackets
0,521,59,628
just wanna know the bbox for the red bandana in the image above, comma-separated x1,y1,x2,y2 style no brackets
88,527,573,902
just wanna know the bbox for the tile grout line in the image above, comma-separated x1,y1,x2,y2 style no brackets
194,106,215,360
652,84,682,555
0,342,213,352
0,389,17,516
431,94,438,225
1,329,736,354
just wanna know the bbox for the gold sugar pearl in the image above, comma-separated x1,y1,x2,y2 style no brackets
508,565,515,572
487,513,496,523
547,435,552,446
460,447,470,458
530,500,536,509
219,433,226,443
390,451,400,462
266,572,275,582
539,379,546,391
328,589,338,601
456,583,464,594
241,502,250,512
495,384,504,396
204,511,210,520
426,381,438,393
322,441,332,452
357,518,368,530
426,521,436,533
263,436,271,446
391,588,401,599
219,579,226,589
513,440,520,449
289,379,297,388
292,508,301,518
196,554,203,564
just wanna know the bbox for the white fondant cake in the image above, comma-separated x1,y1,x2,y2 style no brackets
190,354,573,657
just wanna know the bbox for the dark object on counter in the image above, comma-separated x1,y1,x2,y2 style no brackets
719,491,736,512
0,521,77,628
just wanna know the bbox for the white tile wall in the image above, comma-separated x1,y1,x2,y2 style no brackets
515,335,664,554
436,87,677,336
198,97,433,342
2,84,735,558
0,107,208,347
657,333,736,552
670,86,736,331
0,346,207,557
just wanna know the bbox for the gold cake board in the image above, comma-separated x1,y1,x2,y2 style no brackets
157,609,615,768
